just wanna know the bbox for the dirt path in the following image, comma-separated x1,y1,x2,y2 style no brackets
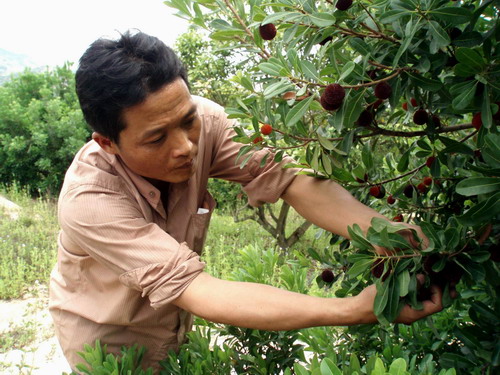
0,284,71,374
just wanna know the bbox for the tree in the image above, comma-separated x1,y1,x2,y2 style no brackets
165,0,500,373
0,65,90,196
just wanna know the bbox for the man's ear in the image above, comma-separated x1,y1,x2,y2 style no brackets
92,132,119,155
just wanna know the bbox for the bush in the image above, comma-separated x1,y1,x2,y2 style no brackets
0,65,90,196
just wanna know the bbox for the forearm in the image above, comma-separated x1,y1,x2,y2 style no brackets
173,272,376,330
282,175,386,238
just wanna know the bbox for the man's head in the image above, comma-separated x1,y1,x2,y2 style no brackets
76,30,189,144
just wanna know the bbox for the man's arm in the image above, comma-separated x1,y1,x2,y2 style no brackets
173,272,442,329
281,175,428,248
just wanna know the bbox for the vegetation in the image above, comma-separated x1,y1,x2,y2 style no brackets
164,0,499,373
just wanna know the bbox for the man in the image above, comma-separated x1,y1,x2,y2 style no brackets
49,31,443,372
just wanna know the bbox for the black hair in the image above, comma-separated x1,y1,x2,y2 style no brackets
75,30,189,144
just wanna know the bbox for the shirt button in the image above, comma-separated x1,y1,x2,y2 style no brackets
149,191,156,198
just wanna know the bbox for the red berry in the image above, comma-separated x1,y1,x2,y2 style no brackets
430,115,441,127
392,214,404,222
320,95,342,111
413,109,429,125
259,23,277,40
374,82,392,100
261,124,273,135
426,156,436,168
403,184,416,198
357,109,373,127
402,102,408,111
472,112,482,130
253,136,263,144
371,259,390,281
423,176,433,186
321,269,335,283
410,98,418,107
387,195,396,205
369,185,380,197
322,83,345,108
335,0,353,10
417,182,428,194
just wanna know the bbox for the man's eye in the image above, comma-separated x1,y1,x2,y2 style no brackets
150,135,165,144
183,119,195,129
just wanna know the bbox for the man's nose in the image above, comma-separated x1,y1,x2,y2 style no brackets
171,131,194,158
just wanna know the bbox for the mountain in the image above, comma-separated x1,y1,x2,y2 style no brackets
0,48,40,84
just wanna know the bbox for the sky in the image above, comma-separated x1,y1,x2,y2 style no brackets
0,0,190,68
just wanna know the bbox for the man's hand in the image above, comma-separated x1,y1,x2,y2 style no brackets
354,275,443,325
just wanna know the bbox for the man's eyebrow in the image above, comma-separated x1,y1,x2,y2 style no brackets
141,105,197,141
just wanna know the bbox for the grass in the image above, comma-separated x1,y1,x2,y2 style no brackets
0,185,59,300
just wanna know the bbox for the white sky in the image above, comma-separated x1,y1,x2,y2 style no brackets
0,0,190,67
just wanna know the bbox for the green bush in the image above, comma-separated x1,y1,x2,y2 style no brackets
0,65,91,196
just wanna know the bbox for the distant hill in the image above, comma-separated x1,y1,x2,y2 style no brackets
0,48,41,85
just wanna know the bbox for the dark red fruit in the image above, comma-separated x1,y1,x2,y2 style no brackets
489,244,500,262
336,0,353,10
423,177,433,186
356,173,368,183
259,23,277,40
321,269,335,283
319,36,333,45
413,109,429,125
371,259,390,281
430,115,441,127
374,82,392,100
322,83,345,108
402,102,408,111
320,95,342,111
442,261,464,284
417,286,433,302
426,156,436,168
392,214,404,222
367,70,377,80
410,98,418,107
417,182,428,194
403,184,416,198
253,136,263,144
357,109,373,127
472,112,482,130
387,195,396,205
261,124,273,135
369,185,385,199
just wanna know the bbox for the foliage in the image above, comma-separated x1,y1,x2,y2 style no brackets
0,184,58,299
165,0,500,373
0,65,90,196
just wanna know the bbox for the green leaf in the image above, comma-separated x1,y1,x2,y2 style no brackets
451,80,477,109
320,358,342,375
347,258,373,278
439,136,474,155
285,95,315,127
483,134,500,168
309,12,336,27
301,60,320,82
342,89,365,128
427,20,450,49
374,279,390,317
380,9,411,23
481,86,493,128
349,38,372,56
389,358,407,374
394,19,420,66
456,177,500,196
407,73,443,91
339,61,356,81
398,270,410,297
457,191,500,226
317,133,335,150
263,80,295,99
453,31,483,47
455,48,485,72
429,7,472,25
259,62,285,76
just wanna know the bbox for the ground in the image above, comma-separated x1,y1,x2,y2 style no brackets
0,283,71,374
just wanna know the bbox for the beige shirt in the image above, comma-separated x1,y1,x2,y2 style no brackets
49,96,298,371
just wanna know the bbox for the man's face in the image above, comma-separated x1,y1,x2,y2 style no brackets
100,78,201,184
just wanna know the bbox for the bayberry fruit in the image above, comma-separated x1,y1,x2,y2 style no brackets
417,182,428,194
426,156,436,168
369,185,385,199
374,82,392,100
423,177,433,186
320,95,342,111
371,259,390,281
259,23,277,40
253,136,263,144
261,124,273,135
357,109,373,127
321,269,335,283
402,102,408,111
410,98,418,107
413,109,429,125
336,0,353,10
393,214,404,222
430,115,441,127
403,184,416,198
322,83,345,108
472,112,482,130
387,195,396,205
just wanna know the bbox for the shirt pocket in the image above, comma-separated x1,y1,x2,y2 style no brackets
186,191,216,254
